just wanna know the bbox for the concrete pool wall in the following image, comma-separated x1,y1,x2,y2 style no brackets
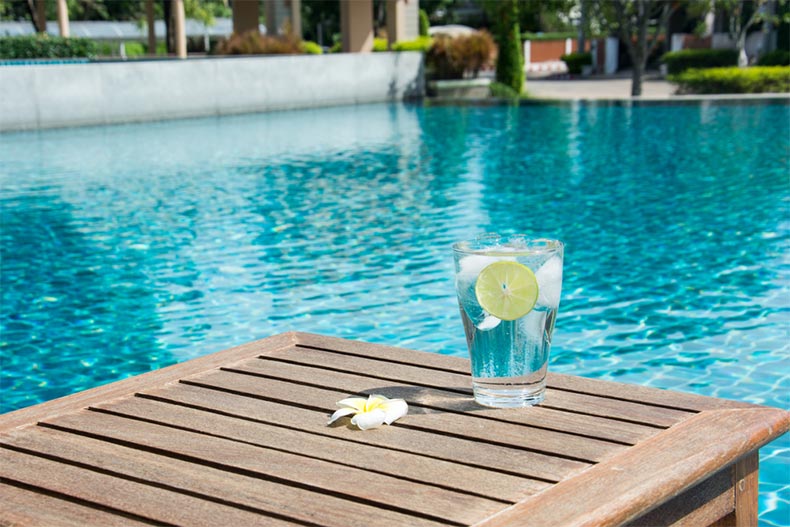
0,52,425,132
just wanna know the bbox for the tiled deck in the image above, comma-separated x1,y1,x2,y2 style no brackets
1,332,787,526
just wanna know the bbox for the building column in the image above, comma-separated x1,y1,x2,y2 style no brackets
233,0,260,35
288,0,302,37
340,0,373,53
146,0,156,55
173,0,187,58
386,0,405,47
56,0,70,37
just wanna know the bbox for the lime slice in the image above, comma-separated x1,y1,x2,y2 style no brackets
475,261,539,321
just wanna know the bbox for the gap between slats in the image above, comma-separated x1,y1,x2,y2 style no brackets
179,373,608,465
27,415,493,527
289,343,714,413
228,354,680,435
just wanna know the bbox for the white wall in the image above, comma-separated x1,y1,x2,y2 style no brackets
0,52,424,132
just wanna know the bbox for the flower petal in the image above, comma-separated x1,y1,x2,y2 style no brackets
380,398,408,425
336,397,368,412
327,407,357,425
351,409,386,430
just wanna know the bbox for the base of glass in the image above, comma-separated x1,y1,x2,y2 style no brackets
472,381,546,408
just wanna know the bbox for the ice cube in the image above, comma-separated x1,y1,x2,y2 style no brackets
477,314,501,330
535,256,563,309
458,254,501,282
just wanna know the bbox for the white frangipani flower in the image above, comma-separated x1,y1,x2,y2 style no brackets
327,394,408,430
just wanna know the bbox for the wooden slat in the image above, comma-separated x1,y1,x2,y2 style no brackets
0,425,444,527
138,382,589,482
245,351,666,442
0,332,298,431
184,367,624,463
473,408,790,527
91,395,549,501
625,466,733,526
0,481,156,527
0,448,294,526
289,333,753,412
38,410,506,526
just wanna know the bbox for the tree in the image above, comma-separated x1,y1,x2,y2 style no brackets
713,0,789,65
494,0,523,94
592,0,676,96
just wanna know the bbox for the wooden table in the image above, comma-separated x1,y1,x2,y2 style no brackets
1,332,787,527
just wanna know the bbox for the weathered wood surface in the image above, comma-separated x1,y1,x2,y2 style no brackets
1,332,788,527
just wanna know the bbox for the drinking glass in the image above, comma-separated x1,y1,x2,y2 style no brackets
453,234,564,408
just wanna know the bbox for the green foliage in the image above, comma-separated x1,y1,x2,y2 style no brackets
391,36,433,52
560,51,592,74
215,31,304,55
300,40,323,55
0,35,97,59
489,81,521,102
522,31,576,41
757,49,790,66
419,9,430,37
661,49,739,75
669,66,790,94
426,31,495,79
373,37,389,52
123,41,146,57
494,0,523,94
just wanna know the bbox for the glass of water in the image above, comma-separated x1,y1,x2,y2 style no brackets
453,234,564,408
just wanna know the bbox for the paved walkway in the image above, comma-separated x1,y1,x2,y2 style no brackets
525,75,676,100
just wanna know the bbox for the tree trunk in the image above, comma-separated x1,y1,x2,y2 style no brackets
631,60,643,96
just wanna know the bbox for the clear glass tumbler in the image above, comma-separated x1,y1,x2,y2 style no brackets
453,234,564,408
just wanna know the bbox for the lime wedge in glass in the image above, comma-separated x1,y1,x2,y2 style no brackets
475,261,539,321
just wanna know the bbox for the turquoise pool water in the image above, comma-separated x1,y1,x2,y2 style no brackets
1,102,788,524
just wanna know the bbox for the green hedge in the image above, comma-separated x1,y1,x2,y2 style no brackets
669,66,790,94
522,31,575,41
661,49,738,75
300,40,323,54
560,51,592,74
391,36,433,52
0,35,97,59
757,49,790,66
373,37,389,52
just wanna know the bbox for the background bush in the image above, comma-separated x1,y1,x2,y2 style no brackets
300,40,323,54
426,31,495,80
661,49,738,75
391,36,433,52
757,50,790,66
216,31,303,55
560,51,592,74
373,37,389,52
419,9,430,37
494,0,523,95
669,66,790,94
0,35,97,59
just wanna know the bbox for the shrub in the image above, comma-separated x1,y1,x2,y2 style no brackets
757,49,790,66
300,40,323,54
669,66,790,94
373,37,389,52
560,51,592,74
522,31,576,41
494,0,523,94
490,81,521,102
661,49,738,75
0,35,97,59
391,36,433,52
216,31,303,55
123,41,146,58
419,9,430,37
426,31,495,80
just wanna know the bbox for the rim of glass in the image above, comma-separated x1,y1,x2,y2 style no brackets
452,234,564,256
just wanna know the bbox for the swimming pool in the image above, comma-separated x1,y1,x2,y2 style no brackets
1,101,788,524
